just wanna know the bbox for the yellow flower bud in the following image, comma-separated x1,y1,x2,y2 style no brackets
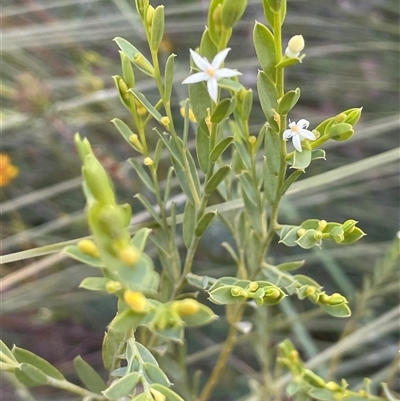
180,107,197,123
124,290,147,312
105,280,122,293
129,134,144,153
248,281,258,292
174,298,200,316
285,35,305,58
318,220,328,231
297,228,306,237
118,246,140,266
150,387,166,401
135,99,147,116
325,381,340,391
144,157,154,166
160,116,170,128
146,5,155,27
77,239,99,258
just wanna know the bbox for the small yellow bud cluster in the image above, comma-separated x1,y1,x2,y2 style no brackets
124,290,148,313
285,35,305,58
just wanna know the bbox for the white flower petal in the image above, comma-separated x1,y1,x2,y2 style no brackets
189,49,211,72
215,68,242,80
288,120,296,128
211,48,231,69
207,78,218,103
285,47,300,58
182,71,208,84
292,134,302,152
297,119,310,129
300,129,316,140
282,128,292,140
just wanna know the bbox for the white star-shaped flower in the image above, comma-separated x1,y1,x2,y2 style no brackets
283,119,316,152
182,48,242,103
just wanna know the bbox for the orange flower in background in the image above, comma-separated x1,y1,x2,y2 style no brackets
0,153,19,187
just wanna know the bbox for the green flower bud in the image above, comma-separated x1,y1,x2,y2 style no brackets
342,219,357,234
303,369,326,388
105,280,122,293
328,123,354,142
83,154,115,205
231,286,247,297
328,293,347,305
133,53,155,77
221,0,248,29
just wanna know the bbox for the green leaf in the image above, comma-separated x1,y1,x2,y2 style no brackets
188,79,213,124
341,227,366,244
102,328,125,371
129,158,156,193
112,119,139,152
328,122,354,141
311,149,326,161
209,285,246,305
15,363,49,386
276,260,305,272
211,97,236,123
63,245,105,267
263,161,278,206
279,170,303,196
264,125,281,175
308,388,336,401
278,88,300,116
131,228,152,253
291,148,312,171
199,28,218,61
12,347,64,380
257,71,279,132
114,37,154,77
275,55,304,69
150,383,185,401
157,132,184,168
135,342,158,365
120,51,135,88
150,5,165,51
143,362,170,386
295,229,319,249
109,309,146,332
196,123,210,173
205,165,231,194
0,340,17,363
164,53,176,101
210,136,234,162
185,147,202,199
103,372,140,400
195,211,217,237
218,78,243,93
183,201,195,248
135,193,162,226
128,89,163,122
74,356,106,393
79,277,109,291
279,226,300,247
262,0,286,28
319,303,351,318
253,22,276,81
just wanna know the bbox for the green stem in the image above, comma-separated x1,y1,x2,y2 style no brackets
46,377,106,400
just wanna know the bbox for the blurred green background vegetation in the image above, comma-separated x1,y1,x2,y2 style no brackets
1,0,399,400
